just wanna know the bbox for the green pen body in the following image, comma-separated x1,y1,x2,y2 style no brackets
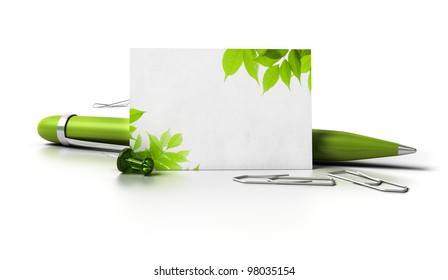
38,116,403,161
312,129,398,161
37,116,129,146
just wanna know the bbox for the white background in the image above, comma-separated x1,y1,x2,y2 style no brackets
0,1,447,280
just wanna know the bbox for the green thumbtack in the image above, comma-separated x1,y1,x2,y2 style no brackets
117,148,154,176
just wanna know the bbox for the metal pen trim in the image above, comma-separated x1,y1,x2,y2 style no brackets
56,114,127,151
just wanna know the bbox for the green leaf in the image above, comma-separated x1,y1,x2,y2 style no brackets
308,69,312,91
148,133,163,158
134,134,142,150
278,49,289,57
156,154,182,170
130,126,137,140
134,150,151,160
243,49,259,84
266,49,288,57
160,129,171,148
193,164,200,171
154,161,169,171
256,49,267,56
298,49,311,57
165,151,189,163
222,49,244,80
288,50,302,82
279,60,292,89
301,55,311,73
167,133,183,149
130,108,145,123
177,150,191,158
255,49,288,67
263,65,280,94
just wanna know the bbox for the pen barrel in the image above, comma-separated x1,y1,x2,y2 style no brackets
38,115,129,145
66,116,129,145
38,116,402,161
312,129,398,161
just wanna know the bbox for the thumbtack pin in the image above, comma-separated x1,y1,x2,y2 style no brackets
117,148,154,176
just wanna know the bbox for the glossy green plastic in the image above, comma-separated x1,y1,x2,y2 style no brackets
37,115,401,161
312,129,398,161
37,115,129,145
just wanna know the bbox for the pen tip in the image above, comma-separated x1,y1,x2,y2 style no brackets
398,144,417,155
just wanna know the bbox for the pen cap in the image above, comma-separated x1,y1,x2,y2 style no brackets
37,116,60,143
37,115,130,146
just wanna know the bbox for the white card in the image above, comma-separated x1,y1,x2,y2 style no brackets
130,49,312,170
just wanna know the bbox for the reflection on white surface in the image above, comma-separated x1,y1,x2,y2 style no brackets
39,144,114,166
2,125,443,280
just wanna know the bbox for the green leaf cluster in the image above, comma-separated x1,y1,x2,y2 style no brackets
129,108,197,171
132,130,191,170
130,108,145,140
222,49,312,93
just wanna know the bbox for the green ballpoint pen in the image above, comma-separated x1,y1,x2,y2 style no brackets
312,129,416,161
37,115,416,161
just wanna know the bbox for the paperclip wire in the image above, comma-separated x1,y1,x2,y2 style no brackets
233,174,290,184
233,174,335,186
93,99,130,108
327,170,408,193
268,177,336,186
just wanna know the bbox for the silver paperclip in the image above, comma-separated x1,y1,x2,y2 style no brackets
268,177,336,186
233,174,335,186
327,170,409,193
93,99,130,108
